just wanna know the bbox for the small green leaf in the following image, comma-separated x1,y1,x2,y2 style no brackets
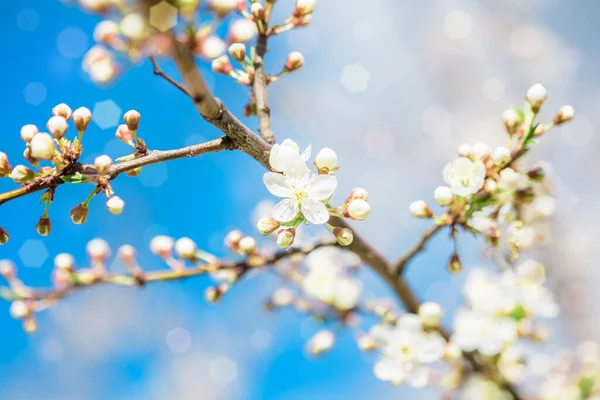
523,122,540,146
464,194,495,219
61,172,86,184
510,105,525,122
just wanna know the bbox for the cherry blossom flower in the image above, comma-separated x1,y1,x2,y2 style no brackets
452,310,518,356
443,157,486,197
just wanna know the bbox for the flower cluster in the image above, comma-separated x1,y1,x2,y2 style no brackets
258,139,370,248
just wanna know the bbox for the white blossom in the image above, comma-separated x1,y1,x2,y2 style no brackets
443,157,486,197
268,139,311,173
175,237,197,259
452,310,518,356
30,132,56,160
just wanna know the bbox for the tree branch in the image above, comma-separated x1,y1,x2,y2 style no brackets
253,33,276,144
393,224,445,276
0,136,235,206
149,54,191,97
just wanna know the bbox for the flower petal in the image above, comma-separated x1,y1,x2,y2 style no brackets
282,156,309,178
374,357,404,382
307,175,337,201
268,143,281,170
301,198,330,224
263,172,293,198
272,199,299,222
301,143,312,162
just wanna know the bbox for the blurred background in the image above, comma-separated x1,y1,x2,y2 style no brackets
0,0,598,398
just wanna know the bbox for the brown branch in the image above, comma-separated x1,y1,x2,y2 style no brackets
149,54,191,97
0,137,235,206
393,224,445,276
253,33,276,144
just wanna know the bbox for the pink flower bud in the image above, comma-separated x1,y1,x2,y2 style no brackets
285,52,305,72
295,0,317,15
70,203,89,225
124,110,141,131
409,200,433,218
72,107,92,132
0,152,12,177
54,253,75,272
502,109,520,134
434,186,454,206
333,227,353,246
212,55,233,74
47,116,69,139
52,103,72,120
554,105,575,125
29,133,56,160
228,43,246,63
0,260,15,278
86,238,111,262
276,228,295,249
228,19,257,43
36,216,52,237
224,230,243,251
106,196,125,215
10,165,35,183
93,20,120,46
257,217,280,235
150,235,175,258
118,245,136,265
175,237,197,260
94,155,113,175
20,124,38,143
52,268,71,291
526,83,547,112
116,124,134,144
418,302,443,328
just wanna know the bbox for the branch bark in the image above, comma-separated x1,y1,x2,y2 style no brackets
253,33,276,144
393,224,445,275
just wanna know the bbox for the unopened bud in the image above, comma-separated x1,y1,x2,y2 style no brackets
295,0,317,15
239,236,257,254
0,260,15,279
285,51,305,72
228,43,246,62
52,268,71,290
448,253,462,274
502,109,520,134
208,0,238,17
93,20,119,46
72,107,92,132
292,14,312,27
30,132,56,160
347,187,368,202
175,237,197,260
553,105,574,125
333,227,353,246
307,329,335,356
212,55,233,74
54,253,75,272
527,167,545,182
409,200,433,218
491,146,511,166
357,334,376,352
20,124,38,142
271,287,294,307
118,245,136,265
205,286,222,303
52,103,72,120
126,167,142,177
457,143,473,157
0,152,11,177
251,2,264,20
228,19,257,43
124,110,141,131
276,228,296,249
120,13,148,41
418,302,443,328
116,124,134,144
150,235,175,258
10,300,30,319
434,186,454,206
106,196,125,215
257,217,280,235
70,203,89,225
199,35,226,59
94,155,113,175
23,317,38,333
10,165,35,183
224,230,243,251
347,199,370,221
36,216,52,237
314,147,338,173
526,83,547,112
445,342,463,361
86,238,111,261
0,228,8,245
46,116,69,139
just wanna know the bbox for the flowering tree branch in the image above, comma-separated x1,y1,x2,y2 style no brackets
253,33,276,144
393,224,445,275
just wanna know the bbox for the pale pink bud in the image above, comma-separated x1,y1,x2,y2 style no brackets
228,19,257,43
307,329,335,356
554,105,574,125
94,155,113,175
46,116,69,139
224,230,243,251
52,268,71,290
526,83,547,111
174,237,197,260
211,55,233,74
10,300,30,319
271,287,294,307
93,20,120,46
502,109,520,133
295,0,317,15
409,200,432,218
0,260,15,279
86,239,111,261
276,228,295,249
150,235,175,258
333,227,353,246
20,124,38,143
0,152,12,177
257,217,280,235
251,2,264,20
228,43,246,62
10,165,35,183
434,186,454,206
314,147,338,173
239,236,257,254
106,196,125,215
357,334,376,351
285,52,304,72
124,110,141,131
347,188,368,202
72,107,92,132
418,302,443,328
199,35,226,59
347,199,370,221
54,253,75,272
29,132,56,160
52,103,72,120
116,124,134,144
292,14,312,27
208,0,238,17
118,245,136,265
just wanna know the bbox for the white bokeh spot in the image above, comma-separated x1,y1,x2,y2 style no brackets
166,327,192,354
93,100,122,130
18,239,49,268
340,64,370,93
23,82,47,106
208,356,238,386
444,10,473,40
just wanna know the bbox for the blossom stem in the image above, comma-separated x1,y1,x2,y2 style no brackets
393,224,445,275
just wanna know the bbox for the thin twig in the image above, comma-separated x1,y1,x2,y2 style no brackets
393,224,445,276
149,54,192,97
253,33,276,144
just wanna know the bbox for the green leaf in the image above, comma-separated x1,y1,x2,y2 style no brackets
464,194,495,219
61,172,86,184
579,376,595,399
523,122,540,146
510,104,525,122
